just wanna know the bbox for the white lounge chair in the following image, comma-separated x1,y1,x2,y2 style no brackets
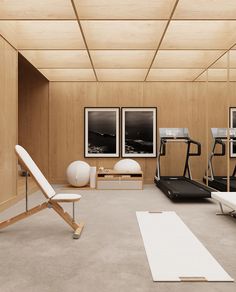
0,145,84,239
212,192,236,217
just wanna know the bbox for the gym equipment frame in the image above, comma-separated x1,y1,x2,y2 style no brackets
155,128,212,200
204,128,236,192
0,145,84,239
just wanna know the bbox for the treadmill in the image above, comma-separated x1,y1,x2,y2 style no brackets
204,128,236,191
154,128,212,200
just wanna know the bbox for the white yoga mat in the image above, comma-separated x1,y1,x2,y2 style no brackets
136,211,233,282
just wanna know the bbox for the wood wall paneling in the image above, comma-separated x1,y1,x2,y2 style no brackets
49,81,233,184
49,82,97,183
0,35,18,207
18,54,49,178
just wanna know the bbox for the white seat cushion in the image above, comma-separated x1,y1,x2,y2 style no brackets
212,192,236,210
51,193,82,202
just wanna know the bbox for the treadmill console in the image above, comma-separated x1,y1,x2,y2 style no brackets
211,128,236,139
159,128,189,139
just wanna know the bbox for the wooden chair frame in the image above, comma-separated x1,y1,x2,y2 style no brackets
0,147,84,239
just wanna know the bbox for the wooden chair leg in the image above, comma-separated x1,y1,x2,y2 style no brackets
49,201,84,239
0,202,48,230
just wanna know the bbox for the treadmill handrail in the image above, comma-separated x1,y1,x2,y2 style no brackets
188,139,201,156
214,139,226,156
156,135,201,181
206,129,234,181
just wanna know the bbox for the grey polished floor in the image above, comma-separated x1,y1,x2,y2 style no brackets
0,185,235,292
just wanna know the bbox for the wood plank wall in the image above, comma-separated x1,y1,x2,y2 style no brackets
49,82,236,184
18,54,49,178
0,35,18,210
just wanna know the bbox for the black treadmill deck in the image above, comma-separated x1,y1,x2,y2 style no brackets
207,176,236,192
155,176,212,200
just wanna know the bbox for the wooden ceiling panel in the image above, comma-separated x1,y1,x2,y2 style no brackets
153,50,224,68
211,51,236,68
196,69,226,81
74,0,176,20
39,69,96,81
91,50,155,68
0,0,76,20
161,21,236,49
81,21,167,49
0,21,85,49
174,0,236,20
229,69,236,81
0,20,17,47
147,69,203,81
19,50,92,68
96,69,147,81
196,69,236,81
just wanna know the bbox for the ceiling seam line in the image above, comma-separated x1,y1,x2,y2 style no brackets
193,42,236,81
144,0,180,82
70,0,98,81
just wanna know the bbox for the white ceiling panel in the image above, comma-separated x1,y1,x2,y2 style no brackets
81,21,167,49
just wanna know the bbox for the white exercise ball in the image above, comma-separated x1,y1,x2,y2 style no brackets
66,161,90,187
114,159,141,172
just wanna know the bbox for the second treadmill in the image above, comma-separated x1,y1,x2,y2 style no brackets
204,128,236,191
154,128,212,200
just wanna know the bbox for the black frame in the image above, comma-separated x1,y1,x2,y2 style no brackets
84,107,120,158
230,107,236,157
121,107,157,158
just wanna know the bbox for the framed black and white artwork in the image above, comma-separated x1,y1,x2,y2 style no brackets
121,107,157,158
84,107,120,158
230,107,236,157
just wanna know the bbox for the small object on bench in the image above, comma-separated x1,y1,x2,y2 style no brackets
211,192,236,217
89,166,97,189
0,145,84,239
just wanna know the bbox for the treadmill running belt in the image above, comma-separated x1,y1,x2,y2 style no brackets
155,177,212,199
209,177,236,191
166,180,208,195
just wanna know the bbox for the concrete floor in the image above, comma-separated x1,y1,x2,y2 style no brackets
0,185,235,292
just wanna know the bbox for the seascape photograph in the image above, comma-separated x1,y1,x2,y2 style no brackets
84,108,119,157
122,108,157,157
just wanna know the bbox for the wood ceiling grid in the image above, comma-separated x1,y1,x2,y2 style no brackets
1,1,236,81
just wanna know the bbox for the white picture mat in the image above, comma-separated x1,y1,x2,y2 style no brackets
122,107,157,157
136,211,233,282
84,107,120,157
